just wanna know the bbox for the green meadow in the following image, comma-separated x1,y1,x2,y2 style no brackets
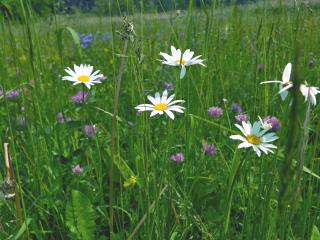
1,1,320,239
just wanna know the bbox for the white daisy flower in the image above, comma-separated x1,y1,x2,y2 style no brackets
260,63,293,101
300,82,320,106
135,90,185,120
230,120,278,157
62,64,103,89
160,46,205,79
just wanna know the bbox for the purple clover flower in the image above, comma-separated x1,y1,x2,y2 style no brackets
6,89,21,100
231,103,243,114
235,114,249,123
170,153,184,163
208,107,223,117
72,164,83,174
203,144,217,156
263,116,281,132
71,91,89,104
83,124,97,138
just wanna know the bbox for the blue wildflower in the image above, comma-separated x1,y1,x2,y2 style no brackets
102,32,112,42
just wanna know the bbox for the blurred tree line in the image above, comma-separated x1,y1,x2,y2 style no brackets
0,0,261,18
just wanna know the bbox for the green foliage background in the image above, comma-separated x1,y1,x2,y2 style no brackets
1,0,320,239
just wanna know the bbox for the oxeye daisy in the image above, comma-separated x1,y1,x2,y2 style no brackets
160,46,205,79
135,90,185,120
260,63,292,101
300,82,320,106
230,120,278,157
62,64,103,89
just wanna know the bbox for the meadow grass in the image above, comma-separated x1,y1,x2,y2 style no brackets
1,1,320,239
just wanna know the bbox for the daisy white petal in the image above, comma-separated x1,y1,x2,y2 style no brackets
62,64,103,89
260,80,282,84
161,90,168,102
258,145,270,154
279,89,289,101
253,145,261,157
168,100,185,106
147,95,158,105
135,90,185,120
252,121,261,133
282,63,292,83
180,65,187,79
165,110,175,120
300,83,320,106
279,84,293,94
160,46,205,78
234,124,247,136
260,63,293,100
165,94,175,104
230,135,246,142
150,111,159,117
242,121,252,135
238,142,252,149
155,92,161,102
230,119,278,157
160,52,175,62
262,143,277,149
62,76,76,81
182,49,194,62
168,106,184,113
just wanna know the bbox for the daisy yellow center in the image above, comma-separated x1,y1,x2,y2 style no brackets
77,75,90,82
246,134,262,145
176,59,187,64
154,103,168,111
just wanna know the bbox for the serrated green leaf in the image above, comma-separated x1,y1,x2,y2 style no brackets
66,190,96,240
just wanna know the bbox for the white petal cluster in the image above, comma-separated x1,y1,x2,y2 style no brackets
62,64,103,89
160,46,205,79
135,90,185,120
300,83,320,106
230,120,278,157
260,63,320,105
260,63,292,101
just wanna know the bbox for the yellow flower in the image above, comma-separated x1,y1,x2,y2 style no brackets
19,54,27,62
123,175,137,188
